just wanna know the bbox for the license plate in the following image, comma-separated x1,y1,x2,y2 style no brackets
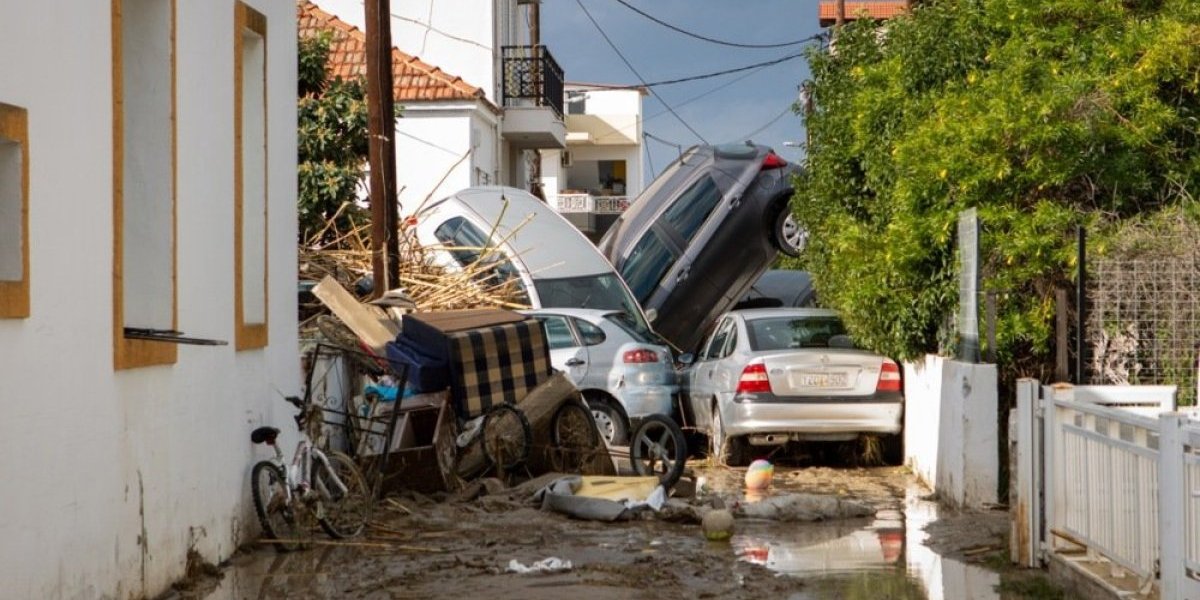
798,372,848,388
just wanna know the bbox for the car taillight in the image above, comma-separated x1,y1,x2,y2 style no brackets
876,360,901,392
761,152,787,170
736,362,772,394
623,349,659,363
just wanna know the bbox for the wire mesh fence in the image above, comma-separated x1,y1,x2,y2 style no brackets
1085,251,1200,405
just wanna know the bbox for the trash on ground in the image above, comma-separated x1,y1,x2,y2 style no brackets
735,493,874,522
535,475,666,521
506,557,573,574
744,459,774,490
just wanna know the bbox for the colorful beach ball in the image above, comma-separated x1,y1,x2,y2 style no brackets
744,459,774,490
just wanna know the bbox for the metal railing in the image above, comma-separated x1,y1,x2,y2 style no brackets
554,193,629,215
501,45,564,119
1013,380,1200,599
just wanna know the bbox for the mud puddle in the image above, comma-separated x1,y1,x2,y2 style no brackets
179,466,1008,599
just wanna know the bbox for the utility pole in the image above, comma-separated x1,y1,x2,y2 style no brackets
365,0,400,296
527,0,545,201
836,0,846,26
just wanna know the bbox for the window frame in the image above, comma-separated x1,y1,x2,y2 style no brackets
234,1,269,351
111,0,178,369
535,314,579,351
0,103,29,319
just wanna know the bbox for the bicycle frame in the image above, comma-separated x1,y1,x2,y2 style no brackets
261,429,350,508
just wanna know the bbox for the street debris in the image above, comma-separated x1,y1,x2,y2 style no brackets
506,557,573,574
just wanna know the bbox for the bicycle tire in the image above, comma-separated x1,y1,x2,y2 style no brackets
629,415,688,489
550,399,600,473
315,451,370,539
481,404,532,472
251,461,304,552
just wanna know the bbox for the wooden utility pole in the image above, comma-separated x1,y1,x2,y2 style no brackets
836,0,846,26
366,0,400,296
527,0,545,201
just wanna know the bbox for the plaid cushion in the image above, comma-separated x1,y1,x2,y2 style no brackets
448,319,551,419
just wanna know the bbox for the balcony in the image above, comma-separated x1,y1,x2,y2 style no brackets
501,45,566,149
554,193,628,241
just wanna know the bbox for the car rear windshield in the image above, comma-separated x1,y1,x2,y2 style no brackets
603,313,655,344
534,274,652,336
745,316,852,351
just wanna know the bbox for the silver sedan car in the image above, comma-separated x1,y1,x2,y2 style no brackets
682,308,903,466
524,308,677,445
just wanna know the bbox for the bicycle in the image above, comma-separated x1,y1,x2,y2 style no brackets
250,395,371,551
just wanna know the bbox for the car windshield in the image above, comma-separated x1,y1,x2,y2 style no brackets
746,316,852,351
533,274,652,337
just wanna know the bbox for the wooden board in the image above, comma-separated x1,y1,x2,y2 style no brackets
312,275,399,355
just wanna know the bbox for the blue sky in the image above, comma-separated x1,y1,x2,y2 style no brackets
541,0,825,184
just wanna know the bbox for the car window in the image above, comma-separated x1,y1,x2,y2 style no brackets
433,217,529,303
603,313,654,344
533,273,652,337
745,316,850,351
721,325,738,358
702,319,732,360
573,318,606,346
661,175,722,243
619,231,676,304
536,315,577,350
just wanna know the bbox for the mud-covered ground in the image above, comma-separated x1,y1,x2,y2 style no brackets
167,463,1028,600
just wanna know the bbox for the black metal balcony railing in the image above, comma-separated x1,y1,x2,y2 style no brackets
501,45,564,119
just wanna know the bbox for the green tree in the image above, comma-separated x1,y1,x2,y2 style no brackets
297,32,370,242
792,0,1200,374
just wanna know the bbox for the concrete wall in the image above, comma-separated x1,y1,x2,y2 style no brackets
903,355,999,509
0,1,299,598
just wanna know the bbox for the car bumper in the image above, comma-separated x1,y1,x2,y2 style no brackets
722,392,903,438
615,384,677,420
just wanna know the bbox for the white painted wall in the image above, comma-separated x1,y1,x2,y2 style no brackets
903,355,999,509
0,1,299,598
395,104,500,212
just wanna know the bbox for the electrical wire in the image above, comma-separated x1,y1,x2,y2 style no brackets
574,0,708,144
735,104,797,143
612,0,824,49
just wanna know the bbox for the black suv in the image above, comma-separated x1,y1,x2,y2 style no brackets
597,143,803,353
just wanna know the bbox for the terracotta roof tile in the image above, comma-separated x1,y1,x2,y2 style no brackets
297,1,495,110
818,1,908,25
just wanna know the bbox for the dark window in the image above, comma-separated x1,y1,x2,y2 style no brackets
573,318,606,346
434,216,528,302
662,175,721,243
746,316,850,351
702,319,732,360
533,273,650,337
619,231,675,304
536,315,577,350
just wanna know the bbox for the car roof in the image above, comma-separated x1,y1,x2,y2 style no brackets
731,307,840,320
426,186,616,279
522,307,619,322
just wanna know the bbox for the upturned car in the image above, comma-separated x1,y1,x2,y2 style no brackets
597,143,804,353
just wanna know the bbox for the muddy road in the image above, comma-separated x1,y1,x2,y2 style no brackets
170,464,1024,600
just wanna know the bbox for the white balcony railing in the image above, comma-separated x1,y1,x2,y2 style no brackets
554,194,628,215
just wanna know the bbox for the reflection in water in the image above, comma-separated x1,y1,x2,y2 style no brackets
200,545,353,600
732,487,1000,600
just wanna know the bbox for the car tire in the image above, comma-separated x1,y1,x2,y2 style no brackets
772,205,805,258
710,404,750,467
586,396,629,446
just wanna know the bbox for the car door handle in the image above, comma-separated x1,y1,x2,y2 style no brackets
676,267,690,282
565,358,585,367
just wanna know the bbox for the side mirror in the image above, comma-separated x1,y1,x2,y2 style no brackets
677,353,695,366
645,308,658,324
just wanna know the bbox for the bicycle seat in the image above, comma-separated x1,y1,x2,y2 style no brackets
250,426,280,445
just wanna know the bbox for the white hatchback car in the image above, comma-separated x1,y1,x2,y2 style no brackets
682,308,903,466
410,187,655,339
524,308,677,445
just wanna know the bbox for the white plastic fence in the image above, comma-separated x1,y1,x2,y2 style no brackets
1013,381,1200,599
554,193,628,214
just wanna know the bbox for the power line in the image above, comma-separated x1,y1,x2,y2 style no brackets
574,0,708,144
575,46,819,90
735,104,797,142
613,0,823,49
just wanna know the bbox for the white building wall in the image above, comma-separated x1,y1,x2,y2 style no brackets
0,1,299,598
395,107,477,212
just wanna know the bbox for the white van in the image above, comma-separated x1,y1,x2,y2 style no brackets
411,186,656,338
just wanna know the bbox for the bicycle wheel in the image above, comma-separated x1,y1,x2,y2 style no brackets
315,451,370,539
251,461,304,552
629,415,688,488
481,404,532,472
550,399,600,472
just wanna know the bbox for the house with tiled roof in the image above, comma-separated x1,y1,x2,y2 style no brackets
300,0,567,210
818,1,911,27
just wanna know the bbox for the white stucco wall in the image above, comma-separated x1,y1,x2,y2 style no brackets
903,355,999,509
395,104,500,212
0,2,299,598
